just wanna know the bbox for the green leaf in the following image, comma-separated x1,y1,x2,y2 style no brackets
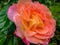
0,3,13,45
0,33,7,45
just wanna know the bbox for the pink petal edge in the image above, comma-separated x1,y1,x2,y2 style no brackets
22,37,30,45
14,27,24,39
7,4,17,21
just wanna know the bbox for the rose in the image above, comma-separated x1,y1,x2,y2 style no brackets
7,0,56,45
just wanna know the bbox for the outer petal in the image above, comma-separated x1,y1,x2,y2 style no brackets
40,39,50,45
14,27,24,39
7,4,18,21
13,15,24,39
13,15,30,45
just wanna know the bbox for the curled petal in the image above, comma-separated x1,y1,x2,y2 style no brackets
7,4,17,21
13,15,24,39
14,27,24,39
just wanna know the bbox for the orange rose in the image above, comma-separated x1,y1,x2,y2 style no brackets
7,0,56,45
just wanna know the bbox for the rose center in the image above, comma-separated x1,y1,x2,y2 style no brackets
22,12,44,30
29,14,44,30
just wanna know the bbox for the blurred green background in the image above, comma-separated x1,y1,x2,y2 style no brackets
0,0,60,45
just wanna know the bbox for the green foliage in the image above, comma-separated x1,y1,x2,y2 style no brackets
49,4,60,45
0,3,12,45
0,0,60,45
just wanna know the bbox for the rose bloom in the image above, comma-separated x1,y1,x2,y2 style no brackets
7,0,56,45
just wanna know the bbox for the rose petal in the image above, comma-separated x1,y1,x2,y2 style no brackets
13,15,24,39
14,27,24,39
7,4,17,21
